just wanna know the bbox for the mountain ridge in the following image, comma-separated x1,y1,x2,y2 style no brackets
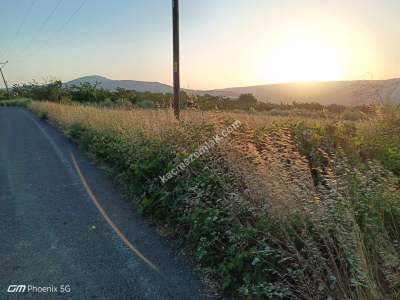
65,75,400,105
65,75,172,93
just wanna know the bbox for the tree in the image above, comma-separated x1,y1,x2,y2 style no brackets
0,89,8,100
238,93,257,104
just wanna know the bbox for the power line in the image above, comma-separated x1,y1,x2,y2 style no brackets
14,0,64,61
0,2,8,59
0,47,6,62
16,0,87,63
54,0,88,35
1,0,37,60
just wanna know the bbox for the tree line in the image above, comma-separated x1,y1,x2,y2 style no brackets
5,79,372,115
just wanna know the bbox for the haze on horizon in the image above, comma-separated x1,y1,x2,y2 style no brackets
0,0,399,90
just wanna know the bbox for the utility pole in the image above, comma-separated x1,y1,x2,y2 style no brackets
0,61,10,99
172,0,180,120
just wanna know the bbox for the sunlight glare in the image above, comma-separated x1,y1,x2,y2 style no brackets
264,36,346,83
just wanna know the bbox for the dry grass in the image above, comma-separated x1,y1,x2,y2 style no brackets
29,101,400,299
32,101,326,134
31,101,321,216
213,126,318,217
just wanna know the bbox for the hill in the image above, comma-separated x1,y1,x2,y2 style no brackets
65,75,400,105
65,75,172,93
202,78,400,105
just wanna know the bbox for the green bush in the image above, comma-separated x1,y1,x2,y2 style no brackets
0,98,31,107
32,104,400,299
360,113,400,175
39,111,48,120
61,123,378,299
135,99,155,108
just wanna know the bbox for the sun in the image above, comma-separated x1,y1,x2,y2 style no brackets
264,37,346,83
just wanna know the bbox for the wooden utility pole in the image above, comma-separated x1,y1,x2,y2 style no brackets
172,0,180,120
0,61,10,99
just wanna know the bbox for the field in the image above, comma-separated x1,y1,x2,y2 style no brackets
21,100,400,299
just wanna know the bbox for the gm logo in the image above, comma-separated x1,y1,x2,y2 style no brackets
7,285,26,293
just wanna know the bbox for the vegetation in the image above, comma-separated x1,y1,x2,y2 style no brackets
24,100,400,299
0,98,31,107
0,88,10,100
9,80,379,120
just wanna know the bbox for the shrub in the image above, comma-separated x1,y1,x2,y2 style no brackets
135,99,155,108
0,98,31,107
29,102,400,299
342,110,363,121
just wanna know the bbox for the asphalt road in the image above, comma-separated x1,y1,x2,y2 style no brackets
0,108,211,300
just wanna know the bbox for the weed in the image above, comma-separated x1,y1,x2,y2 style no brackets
29,101,400,299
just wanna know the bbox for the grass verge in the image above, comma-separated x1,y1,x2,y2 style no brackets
29,101,400,299
0,98,31,107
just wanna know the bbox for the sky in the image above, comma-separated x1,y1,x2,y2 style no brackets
0,0,399,90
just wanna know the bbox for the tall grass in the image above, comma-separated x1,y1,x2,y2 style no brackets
29,101,400,299
0,98,31,107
